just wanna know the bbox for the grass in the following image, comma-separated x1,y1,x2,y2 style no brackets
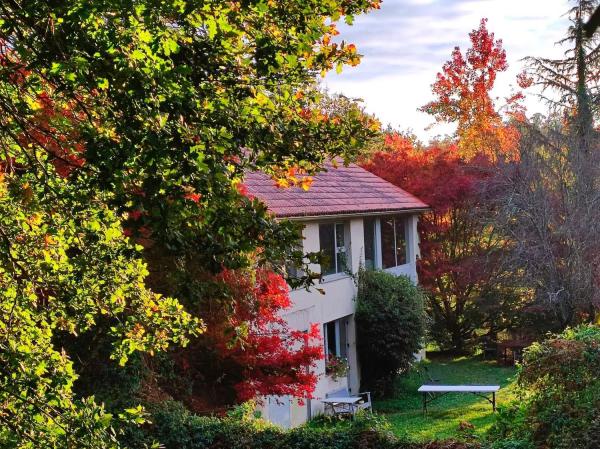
374,354,519,442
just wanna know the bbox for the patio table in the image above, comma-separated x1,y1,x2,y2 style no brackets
322,396,363,417
418,385,500,414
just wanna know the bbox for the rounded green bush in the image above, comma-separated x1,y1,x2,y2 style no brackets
355,269,427,396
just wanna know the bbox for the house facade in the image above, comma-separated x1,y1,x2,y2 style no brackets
245,161,428,428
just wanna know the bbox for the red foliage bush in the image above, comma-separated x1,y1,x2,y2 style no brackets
174,268,323,407
209,269,323,401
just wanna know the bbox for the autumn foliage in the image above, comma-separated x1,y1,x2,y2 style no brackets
1,31,326,413
211,269,322,401
362,19,529,349
420,19,520,161
362,135,500,349
174,268,322,408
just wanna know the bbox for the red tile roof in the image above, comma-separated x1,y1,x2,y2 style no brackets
244,161,429,218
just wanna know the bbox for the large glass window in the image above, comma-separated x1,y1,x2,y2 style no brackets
325,321,337,356
335,223,346,272
380,215,407,269
319,222,348,276
394,217,407,266
381,217,396,269
363,218,376,270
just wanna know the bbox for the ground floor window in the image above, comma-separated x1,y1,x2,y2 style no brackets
324,318,349,378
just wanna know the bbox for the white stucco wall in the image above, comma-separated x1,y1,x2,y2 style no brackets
260,212,421,428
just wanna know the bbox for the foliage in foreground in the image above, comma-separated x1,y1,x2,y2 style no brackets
0,0,381,446
0,172,199,448
355,270,427,396
123,400,479,449
168,268,323,409
489,325,600,449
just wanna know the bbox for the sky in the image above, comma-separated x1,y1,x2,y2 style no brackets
323,0,572,142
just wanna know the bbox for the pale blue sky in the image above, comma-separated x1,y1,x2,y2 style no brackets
324,0,572,141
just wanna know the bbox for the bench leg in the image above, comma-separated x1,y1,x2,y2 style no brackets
493,392,496,412
423,393,427,415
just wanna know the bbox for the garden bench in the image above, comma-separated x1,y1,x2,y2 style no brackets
418,385,499,414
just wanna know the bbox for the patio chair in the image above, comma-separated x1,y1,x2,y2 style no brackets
356,391,372,412
481,335,498,359
417,364,440,385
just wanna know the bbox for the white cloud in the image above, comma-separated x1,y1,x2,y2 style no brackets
323,0,572,141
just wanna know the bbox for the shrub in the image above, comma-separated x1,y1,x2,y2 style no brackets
128,401,395,449
488,325,600,449
355,270,427,396
127,400,479,449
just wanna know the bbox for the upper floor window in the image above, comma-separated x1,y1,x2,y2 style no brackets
364,217,376,270
285,242,304,285
381,215,406,268
319,222,348,276
364,215,408,270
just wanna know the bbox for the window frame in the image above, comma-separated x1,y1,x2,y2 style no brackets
318,221,350,279
284,240,305,286
364,215,410,270
363,217,378,270
323,318,348,359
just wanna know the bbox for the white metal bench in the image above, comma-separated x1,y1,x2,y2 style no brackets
417,385,500,414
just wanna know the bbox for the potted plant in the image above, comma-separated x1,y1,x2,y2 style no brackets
325,354,349,380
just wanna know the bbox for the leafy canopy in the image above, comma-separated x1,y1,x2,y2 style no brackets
0,0,380,273
420,18,521,161
0,1,381,447
0,171,200,448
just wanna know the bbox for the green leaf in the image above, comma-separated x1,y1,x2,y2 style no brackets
206,18,217,39
130,49,146,60
138,29,152,43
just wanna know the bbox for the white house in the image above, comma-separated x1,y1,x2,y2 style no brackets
245,160,428,428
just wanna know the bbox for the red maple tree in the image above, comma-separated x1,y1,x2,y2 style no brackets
366,21,529,349
420,19,521,161
174,268,323,408
363,134,507,350
211,268,323,401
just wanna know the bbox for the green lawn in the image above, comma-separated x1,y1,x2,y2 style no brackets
374,355,519,442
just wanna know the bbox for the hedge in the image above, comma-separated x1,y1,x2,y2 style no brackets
123,401,478,449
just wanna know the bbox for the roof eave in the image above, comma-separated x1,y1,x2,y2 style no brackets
276,207,431,221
